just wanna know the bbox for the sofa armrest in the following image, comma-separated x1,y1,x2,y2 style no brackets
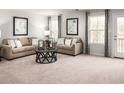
1,45,13,59
53,42,57,48
72,42,83,55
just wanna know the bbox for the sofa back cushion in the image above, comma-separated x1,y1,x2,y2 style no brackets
2,39,12,45
2,39,7,45
2,37,32,46
65,36,82,43
71,38,78,45
18,37,31,46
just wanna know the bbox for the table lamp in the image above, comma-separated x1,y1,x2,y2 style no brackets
44,30,50,40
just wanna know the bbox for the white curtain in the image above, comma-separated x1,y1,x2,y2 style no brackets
49,16,59,41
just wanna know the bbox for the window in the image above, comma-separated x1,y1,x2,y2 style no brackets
89,14,105,44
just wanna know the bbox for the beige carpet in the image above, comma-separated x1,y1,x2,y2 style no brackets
0,54,124,84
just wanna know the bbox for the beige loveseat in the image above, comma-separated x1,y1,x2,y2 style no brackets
1,37,36,60
56,37,83,56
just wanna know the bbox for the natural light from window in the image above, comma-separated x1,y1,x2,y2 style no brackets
50,16,58,41
89,15,105,44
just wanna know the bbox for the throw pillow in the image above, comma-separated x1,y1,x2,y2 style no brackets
8,40,16,48
65,39,72,46
32,39,39,45
15,40,22,48
71,38,78,45
57,38,64,45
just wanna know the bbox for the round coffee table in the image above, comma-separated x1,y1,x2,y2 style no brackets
35,48,57,64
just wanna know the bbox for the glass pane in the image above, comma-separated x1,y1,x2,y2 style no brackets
90,31,104,44
90,31,97,43
89,16,97,30
89,14,105,44
97,16,105,30
117,17,124,53
117,17,124,37
97,31,104,43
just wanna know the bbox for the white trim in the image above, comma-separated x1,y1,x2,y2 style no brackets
89,12,105,16
90,53,104,57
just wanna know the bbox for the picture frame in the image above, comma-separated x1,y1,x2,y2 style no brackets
66,18,78,35
13,16,28,36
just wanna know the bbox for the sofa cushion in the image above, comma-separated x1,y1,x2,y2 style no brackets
3,39,17,45
2,39,9,45
62,45,73,51
65,37,81,43
18,37,31,46
12,46,35,54
57,45,63,49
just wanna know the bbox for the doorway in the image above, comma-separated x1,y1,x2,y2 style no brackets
113,14,124,58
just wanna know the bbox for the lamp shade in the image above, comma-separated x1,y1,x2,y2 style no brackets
44,30,50,36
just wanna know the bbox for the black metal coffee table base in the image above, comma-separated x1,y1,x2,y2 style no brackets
35,49,57,64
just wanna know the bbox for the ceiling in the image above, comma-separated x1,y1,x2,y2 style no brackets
13,9,84,15
0,9,106,15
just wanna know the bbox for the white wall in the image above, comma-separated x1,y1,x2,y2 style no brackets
0,10,48,44
61,11,86,50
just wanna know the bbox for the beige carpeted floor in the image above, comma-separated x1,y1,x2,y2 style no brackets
0,54,124,84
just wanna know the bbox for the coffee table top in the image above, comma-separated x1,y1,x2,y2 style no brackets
35,48,57,53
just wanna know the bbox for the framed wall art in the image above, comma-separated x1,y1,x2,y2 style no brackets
66,18,78,35
13,16,28,36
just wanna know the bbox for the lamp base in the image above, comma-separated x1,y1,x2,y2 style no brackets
45,35,49,40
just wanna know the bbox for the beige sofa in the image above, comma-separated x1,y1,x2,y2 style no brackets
1,37,36,60
56,37,83,56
